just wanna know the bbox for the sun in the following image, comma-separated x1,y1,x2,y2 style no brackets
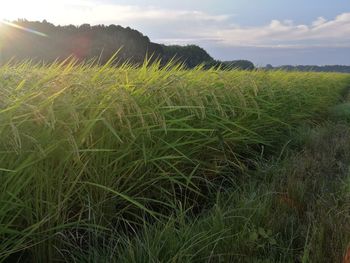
0,0,56,21
0,0,94,26
0,0,56,37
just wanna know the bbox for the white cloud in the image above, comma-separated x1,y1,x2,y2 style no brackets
84,5,230,24
0,0,230,25
312,17,327,27
195,13,350,48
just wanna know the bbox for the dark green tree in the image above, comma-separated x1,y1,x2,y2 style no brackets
161,44,214,68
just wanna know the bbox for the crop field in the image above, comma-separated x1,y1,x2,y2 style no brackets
1,60,350,262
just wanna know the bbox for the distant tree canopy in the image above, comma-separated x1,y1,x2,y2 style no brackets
204,60,255,70
161,45,255,70
264,64,350,73
0,20,255,70
161,44,214,68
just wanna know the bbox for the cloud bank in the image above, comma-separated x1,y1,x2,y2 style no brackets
209,13,350,48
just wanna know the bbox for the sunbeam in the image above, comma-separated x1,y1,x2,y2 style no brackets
1,20,47,37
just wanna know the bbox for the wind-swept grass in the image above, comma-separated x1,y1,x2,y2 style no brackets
0,59,349,262
72,123,349,263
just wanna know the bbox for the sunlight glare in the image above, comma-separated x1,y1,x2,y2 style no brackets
1,20,47,37
0,0,63,21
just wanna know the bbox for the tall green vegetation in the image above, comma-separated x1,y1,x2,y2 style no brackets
106,123,350,263
0,59,349,262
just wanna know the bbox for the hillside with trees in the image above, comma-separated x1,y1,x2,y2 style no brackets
0,20,254,70
0,20,163,65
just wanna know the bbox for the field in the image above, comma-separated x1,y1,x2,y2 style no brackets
1,60,350,262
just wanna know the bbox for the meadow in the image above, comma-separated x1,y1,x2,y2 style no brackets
0,59,350,262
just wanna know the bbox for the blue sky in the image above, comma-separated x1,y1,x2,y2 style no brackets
1,0,350,65
103,0,349,25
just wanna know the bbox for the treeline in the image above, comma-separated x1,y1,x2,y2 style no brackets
162,45,254,70
0,20,254,70
205,60,255,70
0,20,162,65
264,64,350,73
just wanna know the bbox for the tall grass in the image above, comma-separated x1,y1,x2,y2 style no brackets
0,59,349,261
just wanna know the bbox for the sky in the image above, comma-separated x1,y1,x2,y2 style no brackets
0,0,349,66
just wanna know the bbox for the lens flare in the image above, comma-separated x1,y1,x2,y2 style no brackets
1,20,47,37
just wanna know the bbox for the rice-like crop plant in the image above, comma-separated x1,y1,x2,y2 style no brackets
0,58,349,262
